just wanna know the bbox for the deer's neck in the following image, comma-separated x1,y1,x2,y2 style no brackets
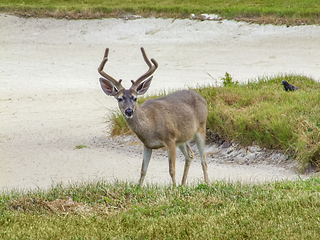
124,106,157,147
125,106,148,135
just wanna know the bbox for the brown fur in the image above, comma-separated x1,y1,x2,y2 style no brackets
98,48,209,186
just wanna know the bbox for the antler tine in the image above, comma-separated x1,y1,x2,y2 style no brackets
131,47,158,88
98,48,124,89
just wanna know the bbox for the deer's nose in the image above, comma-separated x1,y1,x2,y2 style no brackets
124,108,134,117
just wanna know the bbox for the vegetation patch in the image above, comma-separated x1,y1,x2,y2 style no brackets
109,75,320,170
1,178,320,238
75,145,87,149
1,0,320,25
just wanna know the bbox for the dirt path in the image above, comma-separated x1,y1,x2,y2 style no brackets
1,14,319,191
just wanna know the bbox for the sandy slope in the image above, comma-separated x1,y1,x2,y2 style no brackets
1,14,319,191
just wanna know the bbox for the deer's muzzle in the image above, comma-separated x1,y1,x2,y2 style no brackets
124,108,134,118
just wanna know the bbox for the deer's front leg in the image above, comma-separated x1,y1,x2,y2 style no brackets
167,142,177,186
139,146,152,185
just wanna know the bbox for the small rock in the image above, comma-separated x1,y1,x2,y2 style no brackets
234,155,244,163
221,142,232,149
248,145,261,153
246,153,256,161
200,14,222,21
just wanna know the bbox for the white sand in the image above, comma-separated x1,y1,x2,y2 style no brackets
1,14,319,191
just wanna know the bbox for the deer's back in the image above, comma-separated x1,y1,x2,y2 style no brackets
139,90,207,145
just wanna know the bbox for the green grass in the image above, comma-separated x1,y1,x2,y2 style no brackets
1,0,320,24
110,75,320,169
1,177,320,238
75,144,87,149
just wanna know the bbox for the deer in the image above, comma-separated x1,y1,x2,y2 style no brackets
98,47,209,186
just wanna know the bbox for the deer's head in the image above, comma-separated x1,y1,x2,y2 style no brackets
98,48,158,118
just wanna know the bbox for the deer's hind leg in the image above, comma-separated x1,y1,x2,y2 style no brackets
194,130,209,183
178,143,194,185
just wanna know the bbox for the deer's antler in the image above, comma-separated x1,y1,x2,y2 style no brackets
130,47,158,90
98,48,124,91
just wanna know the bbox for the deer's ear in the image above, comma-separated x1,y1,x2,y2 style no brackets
99,78,119,96
136,76,153,95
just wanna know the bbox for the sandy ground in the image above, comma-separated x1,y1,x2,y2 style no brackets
1,14,320,191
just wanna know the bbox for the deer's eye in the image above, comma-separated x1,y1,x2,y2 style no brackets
118,97,123,102
133,97,137,102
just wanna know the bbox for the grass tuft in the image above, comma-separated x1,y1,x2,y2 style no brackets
75,145,87,149
198,74,320,169
108,112,131,136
